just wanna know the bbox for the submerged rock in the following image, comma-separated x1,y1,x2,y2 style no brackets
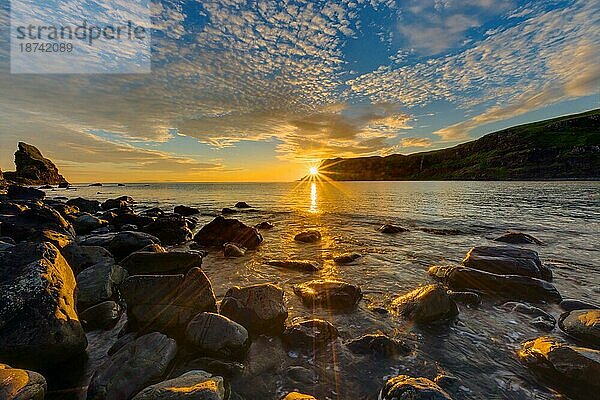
120,251,203,275
87,332,177,400
558,309,600,348
392,284,458,323
0,242,87,368
282,319,338,349
266,259,322,272
378,224,409,234
255,221,274,230
462,245,552,281
294,230,322,243
194,216,263,250
501,302,556,331
495,231,543,245
346,333,411,357
132,370,227,400
185,312,249,359
174,205,200,216
0,363,47,400
220,283,288,335
518,336,600,398
235,201,252,208
380,375,452,400
333,252,362,264
429,265,562,303
223,242,246,258
293,280,362,310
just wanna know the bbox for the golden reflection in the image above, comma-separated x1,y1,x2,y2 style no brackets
310,182,317,213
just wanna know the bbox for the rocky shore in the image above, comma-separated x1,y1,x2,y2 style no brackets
1,145,599,400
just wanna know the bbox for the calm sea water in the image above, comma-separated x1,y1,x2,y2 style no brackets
59,181,600,399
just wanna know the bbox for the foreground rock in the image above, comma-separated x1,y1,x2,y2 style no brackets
0,363,47,400
194,216,263,249
62,244,115,274
76,262,126,309
293,280,362,310
87,332,177,400
1,204,75,241
558,309,600,348
282,319,338,349
380,375,452,400
132,370,226,400
3,142,68,185
518,336,600,399
185,312,249,359
429,265,562,303
80,301,123,331
281,393,317,400
266,259,322,272
294,230,321,243
142,215,192,245
6,185,45,201
495,232,543,245
220,284,288,335
333,252,362,264
121,251,203,275
392,284,458,323
121,268,217,334
462,245,552,281
107,231,160,260
0,242,87,368
346,333,411,357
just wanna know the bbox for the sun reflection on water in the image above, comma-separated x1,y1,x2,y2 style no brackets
310,181,317,213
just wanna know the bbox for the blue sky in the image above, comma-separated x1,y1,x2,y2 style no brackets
0,0,598,181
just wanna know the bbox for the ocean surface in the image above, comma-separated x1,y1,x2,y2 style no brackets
58,181,600,399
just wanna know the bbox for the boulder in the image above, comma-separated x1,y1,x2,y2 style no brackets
132,370,226,400
76,262,127,310
378,224,409,234
87,332,177,400
429,265,562,303
221,208,237,215
380,375,452,400
333,252,362,264
294,230,321,243
235,202,252,208
518,336,600,398
77,232,117,247
392,284,458,323
447,291,481,306
0,241,15,252
266,259,322,272
121,268,217,334
245,335,287,375
62,244,115,274
0,363,47,400
282,319,338,349
293,280,362,310
73,213,109,235
7,185,45,201
47,202,79,220
194,216,263,250
560,299,600,312
141,207,163,218
67,197,101,213
220,283,288,335
223,243,246,258
558,309,600,349
107,231,160,260
80,301,123,331
462,245,552,281
6,142,68,185
121,251,203,275
495,232,543,245
174,205,200,216
0,201,28,215
185,312,249,359
281,393,317,400
112,212,154,230
142,215,192,245
346,333,411,357
101,198,130,211
0,242,87,368
27,229,74,250
255,221,274,230
2,204,75,240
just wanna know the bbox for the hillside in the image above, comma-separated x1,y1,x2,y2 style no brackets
319,109,600,181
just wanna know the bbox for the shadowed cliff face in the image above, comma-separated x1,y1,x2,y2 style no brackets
319,110,600,181
3,142,69,186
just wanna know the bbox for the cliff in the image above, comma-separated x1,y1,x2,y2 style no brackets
3,142,69,186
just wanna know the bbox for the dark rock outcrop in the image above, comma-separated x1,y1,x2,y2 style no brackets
223,242,246,258
560,299,600,312
76,262,127,310
380,375,452,400
132,370,226,400
293,280,362,310
194,216,263,249
0,363,47,400
392,284,458,323
185,312,249,359
235,201,252,208
3,142,68,186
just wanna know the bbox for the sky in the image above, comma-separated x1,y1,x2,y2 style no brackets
0,0,598,182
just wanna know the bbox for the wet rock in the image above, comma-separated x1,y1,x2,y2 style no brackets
121,268,217,334
47,202,79,220
76,261,126,309
174,358,244,379
346,333,411,357
132,370,226,400
220,283,288,335
121,251,203,275
0,242,87,368
429,265,562,303
108,333,137,356
266,259,322,272
380,375,452,400
107,231,160,260
293,280,362,310
2,204,75,240
558,309,600,349
518,336,600,398
235,202,252,209
282,319,338,349
87,332,177,400
392,284,458,323
141,207,164,218
142,215,192,245
294,230,321,243
62,244,115,274
447,291,481,306
194,216,263,250
67,197,101,213
78,232,117,247
174,205,200,216
530,317,556,332
73,213,109,235
112,213,154,230
80,301,123,331
121,224,138,231
281,393,317,400
185,312,249,359
0,201,28,215
223,243,246,258
378,224,409,234
501,302,556,331
245,335,287,375
140,243,166,253
495,231,542,245
333,252,362,264
0,363,47,400
0,241,15,252
28,229,74,250
462,245,552,281
255,221,274,230
222,208,237,215
7,142,68,185
285,367,317,385
434,373,460,391
560,299,600,312
7,185,45,201
101,198,130,211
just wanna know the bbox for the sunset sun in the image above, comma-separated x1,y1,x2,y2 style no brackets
309,166,319,176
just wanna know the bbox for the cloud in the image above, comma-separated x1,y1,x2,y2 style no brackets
401,137,432,148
